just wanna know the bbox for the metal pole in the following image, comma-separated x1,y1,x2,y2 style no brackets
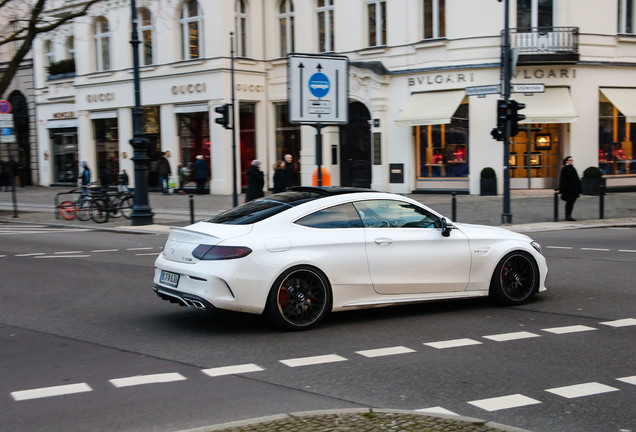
189,194,195,224
315,124,323,186
452,191,457,221
599,185,605,219
501,0,512,224
128,0,154,225
230,32,238,207
553,188,559,221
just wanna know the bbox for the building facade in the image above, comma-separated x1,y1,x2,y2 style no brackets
33,0,636,194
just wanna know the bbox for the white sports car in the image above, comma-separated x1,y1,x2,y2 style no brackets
153,187,547,330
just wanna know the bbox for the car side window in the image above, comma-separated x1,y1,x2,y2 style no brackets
295,203,364,229
353,200,441,228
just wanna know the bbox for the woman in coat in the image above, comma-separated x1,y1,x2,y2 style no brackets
245,160,264,202
558,155,582,221
272,160,287,193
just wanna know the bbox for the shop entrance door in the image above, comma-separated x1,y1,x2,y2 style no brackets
51,130,78,185
509,124,560,189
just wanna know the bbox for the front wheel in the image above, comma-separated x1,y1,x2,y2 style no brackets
90,198,109,224
266,266,331,331
119,196,133,219
58,201,77,220
490,251,539,305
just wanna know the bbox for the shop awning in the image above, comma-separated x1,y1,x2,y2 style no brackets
516,87,578,124
395,90,466,126
601,88,636,123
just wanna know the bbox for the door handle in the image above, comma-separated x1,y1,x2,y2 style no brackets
374,238,393,245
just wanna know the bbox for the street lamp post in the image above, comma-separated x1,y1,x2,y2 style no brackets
500,0,513,224
129,0,154,225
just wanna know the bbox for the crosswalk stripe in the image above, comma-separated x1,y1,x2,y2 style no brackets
356,346,416,358
468,394,541,411
280,354,347,367
542,325,597,334
600,318,636,327
482,331,541,342
424,338,482,349
202,364,265,377
11,383,92,401
110,373,186,388
546,382,619,399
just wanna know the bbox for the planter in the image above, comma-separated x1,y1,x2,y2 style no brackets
480,178,497,196
582,177,606,196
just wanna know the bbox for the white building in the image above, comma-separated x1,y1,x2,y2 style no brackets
33,0,636,194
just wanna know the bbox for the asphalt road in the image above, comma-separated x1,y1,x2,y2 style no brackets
0,223,634,432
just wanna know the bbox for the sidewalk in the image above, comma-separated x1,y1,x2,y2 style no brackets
1,185,635,233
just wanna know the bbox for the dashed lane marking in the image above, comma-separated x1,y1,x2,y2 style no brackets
91,249,119,253
279,354,348,367
11,383,92,401
15,252,45,257
581,247,611,251
546,382,619,399
616,375,636,385
424,338,482,349
546,246,573,249
618,249,636,253
34,255,91,259
127,247,153,251
468,394,542,412
136,253,161,256
110,373,186,388
482,331,541,342
202,364,265,377
53,251,83,254
542,325,597,334
600,318,636,327
356,346,416,358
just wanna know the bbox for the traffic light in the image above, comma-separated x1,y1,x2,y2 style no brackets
509,100,526,137
496,99,510,131
214,103,232,129
491,127,504,141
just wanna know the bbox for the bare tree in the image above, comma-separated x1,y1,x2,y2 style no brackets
0,0,103,98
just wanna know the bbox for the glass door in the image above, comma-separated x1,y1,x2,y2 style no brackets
509,124,560,189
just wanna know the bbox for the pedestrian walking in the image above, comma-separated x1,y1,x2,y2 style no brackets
283,153,296,189
272,160,286,193
193,155,208,195
79,161,91,186
157,151,171,194
558,155,582,221
245,160,264,202
118,169,129,192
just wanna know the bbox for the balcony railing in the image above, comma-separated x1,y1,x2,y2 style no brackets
506,27,579,63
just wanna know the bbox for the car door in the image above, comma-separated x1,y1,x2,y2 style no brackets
354,199,471,295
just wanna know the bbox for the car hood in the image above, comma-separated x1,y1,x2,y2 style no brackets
454,222,533,242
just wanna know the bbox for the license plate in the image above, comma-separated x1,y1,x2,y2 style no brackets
160,270,180,288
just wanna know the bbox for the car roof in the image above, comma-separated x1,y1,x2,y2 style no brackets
288,186,378,195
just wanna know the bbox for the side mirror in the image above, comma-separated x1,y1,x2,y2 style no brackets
440,217,453,237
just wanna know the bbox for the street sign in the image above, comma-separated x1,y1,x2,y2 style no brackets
465,84,500,97
512,83,545,93
288,54,349,124
0,113,15,143
0,100,12,114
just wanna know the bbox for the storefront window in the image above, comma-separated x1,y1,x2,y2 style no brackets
599,100,635,175
510,124,560,188
416,102,468,178
93,118,119,186
178,111,210,186
142,106,161,187
51,129,78,184
275,103,300,185
239,103,256,188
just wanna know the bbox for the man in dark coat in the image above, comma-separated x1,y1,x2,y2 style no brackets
157,151,171,194
283,153,296,189
193,155,208,195
558,155,582,221
245,160,264,202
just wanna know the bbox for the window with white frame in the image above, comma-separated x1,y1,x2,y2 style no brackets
94,17,111,71
367,0,386,47
618,0,635,33
278,0,295,56
423,0,445,39
317,0,334,52
139,7,154,65
235,0,248,57
45,40,55,66
66,36,75,60
517,0,553,29
180,0,203,60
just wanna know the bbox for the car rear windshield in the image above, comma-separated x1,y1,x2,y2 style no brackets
204,191,325,225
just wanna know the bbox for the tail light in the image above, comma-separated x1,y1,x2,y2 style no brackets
192,244,252,260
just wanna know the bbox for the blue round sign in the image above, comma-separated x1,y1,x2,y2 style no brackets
308,73,330,98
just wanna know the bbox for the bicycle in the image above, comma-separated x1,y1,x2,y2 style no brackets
88,188,134,223
57,185,98,221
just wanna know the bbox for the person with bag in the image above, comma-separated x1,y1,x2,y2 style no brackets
558,155,582,221
272,160,286,193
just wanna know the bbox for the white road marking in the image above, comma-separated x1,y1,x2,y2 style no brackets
34,255,91,259
482,331,541,342
546,382,619,399
356,346,416,358
91,249,118,253
11,383,92,401
581,248,610,251
15,252,46,257
127,247,153,251
136,253,160,256
53,251,83,254
616,376,636,385
424,338,482,349
110,372,186,388
542,325,597,334
600,318,636,327
201,364,265,377
468,394,541,411
280,354,347,367
618,249,636,253
546,246,573,249
415,407,459,416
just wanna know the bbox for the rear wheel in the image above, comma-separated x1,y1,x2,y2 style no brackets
266,266,331,331
90,198,109,224
490,251,539,305
119,196,133,219
77,198,91,221
58,201,77,220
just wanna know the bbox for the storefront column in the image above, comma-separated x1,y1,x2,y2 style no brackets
118,107,134,187
77,111,96,183
160,104,179,177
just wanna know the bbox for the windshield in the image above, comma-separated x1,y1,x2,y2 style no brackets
205,191,325,224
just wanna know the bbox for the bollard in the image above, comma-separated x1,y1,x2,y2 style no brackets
189,194,195,225
553,188,559,221
451,192,457,221
599,185,605,219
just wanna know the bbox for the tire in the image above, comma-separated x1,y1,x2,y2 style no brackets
490,251,539,305
58,201,77,220
90,198,109,224
77,198,91,221
266,266,332,331
108,196,122,218
119,196,133,219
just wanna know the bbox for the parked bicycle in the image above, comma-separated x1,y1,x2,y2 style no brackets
56,184,133,223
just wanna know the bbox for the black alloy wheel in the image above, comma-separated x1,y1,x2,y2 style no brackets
490,251,539,305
